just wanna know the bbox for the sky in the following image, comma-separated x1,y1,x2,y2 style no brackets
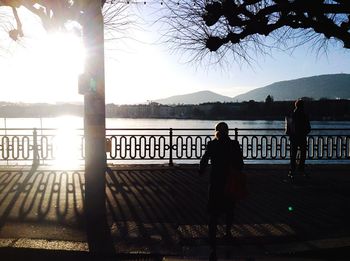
1,3,350,105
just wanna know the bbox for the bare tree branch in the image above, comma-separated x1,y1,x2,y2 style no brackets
103,1,135,42
160,0,350,64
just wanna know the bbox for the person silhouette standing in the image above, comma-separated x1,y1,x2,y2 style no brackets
287,99,311,177
199,122,244,261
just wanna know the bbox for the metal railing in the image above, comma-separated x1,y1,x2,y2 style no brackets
0,128,349,165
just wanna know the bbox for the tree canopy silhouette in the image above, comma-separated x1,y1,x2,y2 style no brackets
162,0,350,63
0,0,130,42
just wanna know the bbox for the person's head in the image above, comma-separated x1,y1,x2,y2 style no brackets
294,99,304,111
215,122,229,140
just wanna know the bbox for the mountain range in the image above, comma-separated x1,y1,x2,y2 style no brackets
154,74,350,104
154,90,234,105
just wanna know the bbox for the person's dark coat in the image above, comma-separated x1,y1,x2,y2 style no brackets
290,108,311,141
200,137,243,214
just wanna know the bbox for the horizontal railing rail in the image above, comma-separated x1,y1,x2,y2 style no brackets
0,128,349,165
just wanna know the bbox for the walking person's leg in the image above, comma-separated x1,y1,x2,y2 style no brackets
289,138,297,176
209,212,218,260
225,207,234,238
298,138,307,173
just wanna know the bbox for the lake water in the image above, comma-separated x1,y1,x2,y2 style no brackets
1,117,350,129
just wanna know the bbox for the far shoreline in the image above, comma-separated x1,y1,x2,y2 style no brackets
1,99,349,121
1,115,350,122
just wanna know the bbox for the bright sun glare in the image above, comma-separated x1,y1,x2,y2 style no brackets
52,116,83,169
39,32,85,74
8,32,85,103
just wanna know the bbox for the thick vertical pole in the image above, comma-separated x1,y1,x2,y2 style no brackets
82,0,114,256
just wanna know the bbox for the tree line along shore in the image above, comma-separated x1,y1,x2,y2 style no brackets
0,99,349,121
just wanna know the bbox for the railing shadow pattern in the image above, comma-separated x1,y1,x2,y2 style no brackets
0,166,349,251
104,167,350,250
0,168,85,240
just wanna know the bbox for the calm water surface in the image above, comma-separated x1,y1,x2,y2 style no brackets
1,117,349,129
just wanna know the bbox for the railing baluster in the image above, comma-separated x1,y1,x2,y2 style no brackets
0,127,349,164
32,128,39,166
169,128,173,166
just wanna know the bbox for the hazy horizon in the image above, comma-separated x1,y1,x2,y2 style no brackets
1,72,349,105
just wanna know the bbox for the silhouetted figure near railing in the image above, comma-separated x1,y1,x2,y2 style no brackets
199,122,244,261
286,99,311,178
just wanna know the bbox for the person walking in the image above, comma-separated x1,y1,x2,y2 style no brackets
199,122,244,261
287,99,311,177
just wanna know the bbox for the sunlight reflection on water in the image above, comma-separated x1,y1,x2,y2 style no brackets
51,116,83,169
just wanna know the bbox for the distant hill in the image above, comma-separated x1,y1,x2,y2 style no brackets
233,74,350,102
154,90,234,105
154,74,350,105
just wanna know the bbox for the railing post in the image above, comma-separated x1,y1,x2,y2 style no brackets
32,128,39,166
234,128,238,141
169,128,173,166
4,118,8,166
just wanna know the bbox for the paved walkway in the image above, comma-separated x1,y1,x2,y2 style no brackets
0,164,349,260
